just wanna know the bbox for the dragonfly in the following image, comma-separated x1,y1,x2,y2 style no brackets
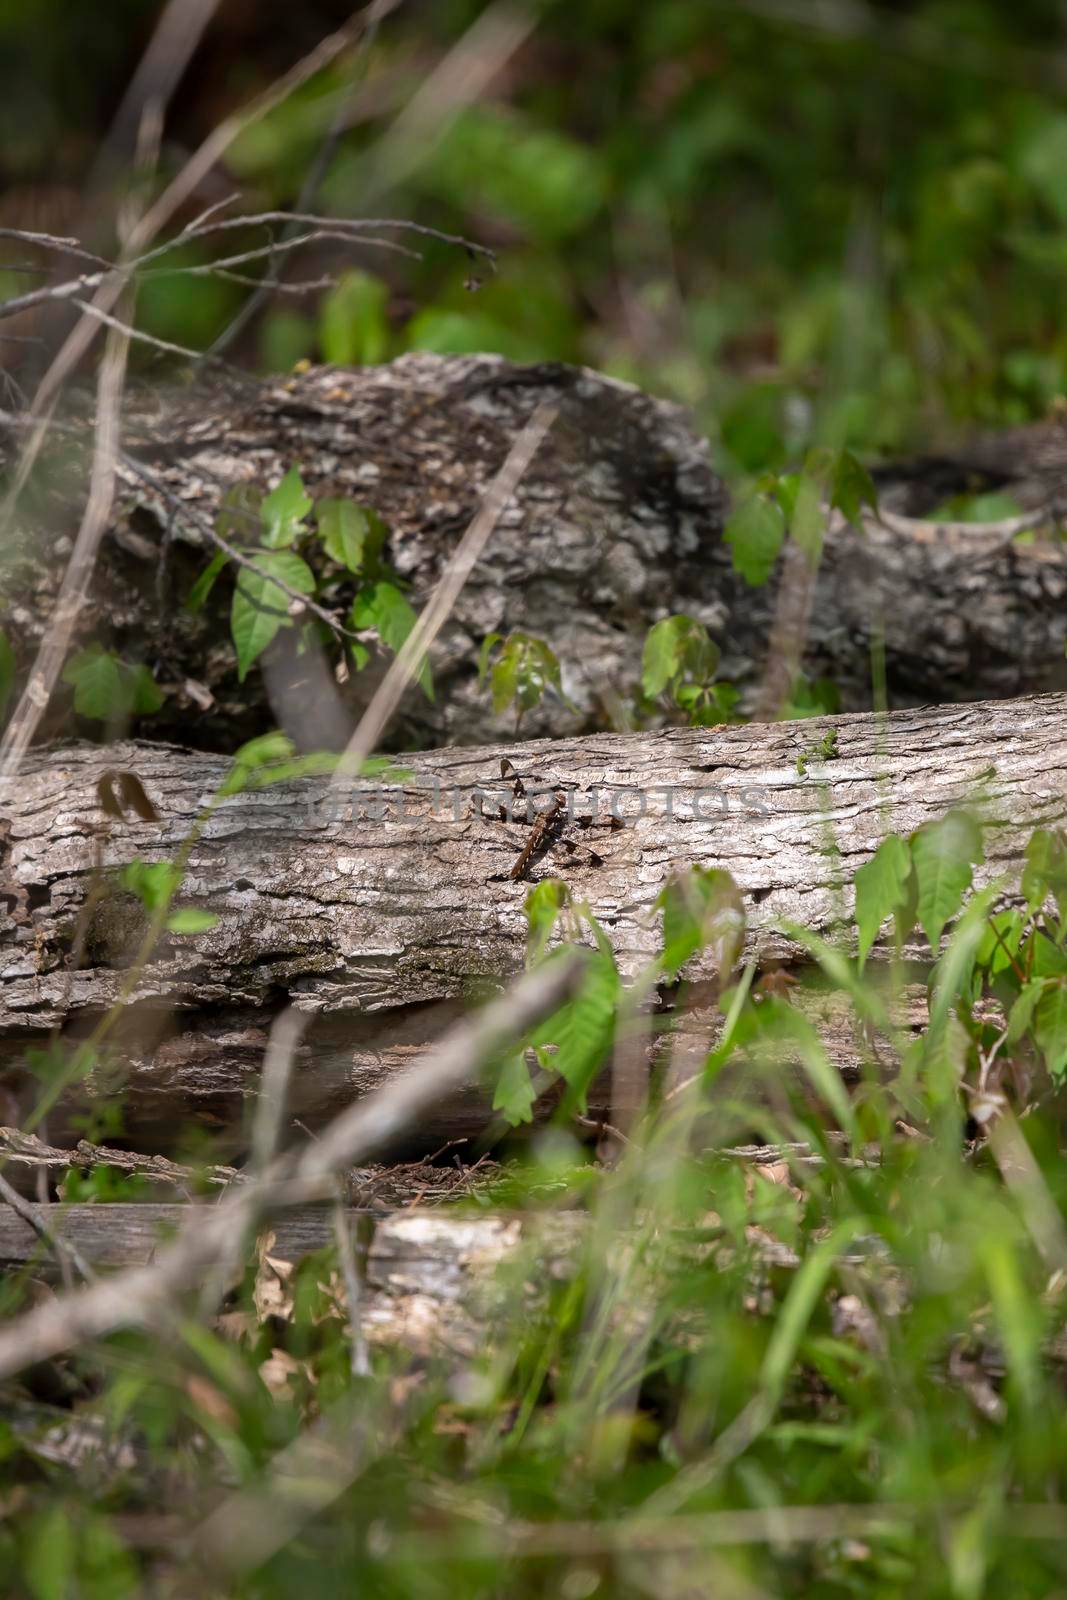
477,758,623,882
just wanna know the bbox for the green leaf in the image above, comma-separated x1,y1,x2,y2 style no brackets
186,550,228,612
166,907,219,934
492,1051,538,1125
854,834,911,965
317,500,387,574
641,615,719,697
129,664,165,714
724,491,786,587
121,859,180,914
1023,826,1067,929
658,867,745,979
351,580,433,699
1007,979,1047,1045
479,632,560,720
319,269,389,366
529,947,619,1113
261,466,312,549
61,646,163,722
1035,979,1067,1081
831,451,878,523
63,645,122,719
910,810,984,951
231,550,315,681
0,626,15,719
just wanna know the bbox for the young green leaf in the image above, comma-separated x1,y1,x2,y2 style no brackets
854,833,911,965
529,947,619,1113
351,580,433,699
724,491,786,587
231,550,315,681
62,646,163,722
910,810,984,951
261,466,312,549
317,500,387,574
1035,978,1067,1080
832,450,878,523
1022,826,1067,929
493,1051,538,1125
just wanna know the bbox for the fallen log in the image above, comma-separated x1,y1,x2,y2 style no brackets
3,355,1066,755
0,694,1063,1151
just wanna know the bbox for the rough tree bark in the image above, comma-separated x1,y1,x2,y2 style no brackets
3,354,1066,756
1,694,1063,1152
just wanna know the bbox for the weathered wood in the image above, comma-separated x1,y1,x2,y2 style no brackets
0,695,1063,1149
3,355,1066,756
0,1202,574,1361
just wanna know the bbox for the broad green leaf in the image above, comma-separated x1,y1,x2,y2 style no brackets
482,633,560,719
231,550,315,681
166,907,219,934
641,616,688,697
529,947,619,1113
1035,978,1067,1080
351,580,433,699
186,550,228,612
854,833,911,965
317,499,386,574
1007,979,1047,1045
319,269,389,366
0,626,15,718
724,491,786,587
832,451,878,523
62,646,122,719
261,466,312,548
129,664,165,714
1022,826,1067,928
62,647,164,722
910,810,984,950
641,615,720,699
493,1051,537,1125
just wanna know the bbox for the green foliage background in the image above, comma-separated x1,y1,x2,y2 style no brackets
6,1,1067,474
